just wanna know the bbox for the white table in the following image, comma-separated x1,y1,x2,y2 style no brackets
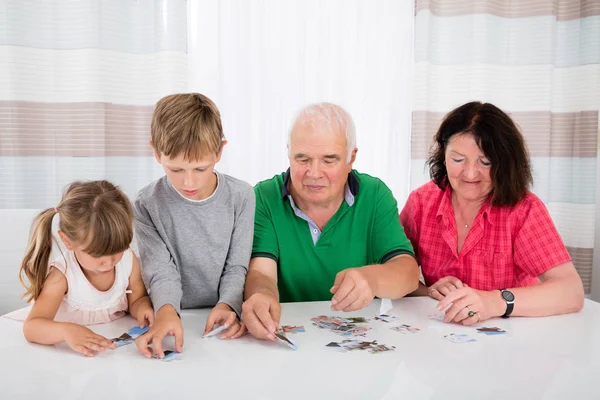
1,297,599,399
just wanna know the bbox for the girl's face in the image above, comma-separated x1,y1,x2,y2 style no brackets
58,231,124,275
72,249,124,275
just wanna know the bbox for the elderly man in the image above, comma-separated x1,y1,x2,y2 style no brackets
242,103,419,341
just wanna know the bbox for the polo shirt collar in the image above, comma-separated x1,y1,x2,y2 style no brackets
281,168,360,206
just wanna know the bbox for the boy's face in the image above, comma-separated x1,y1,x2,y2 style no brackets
152,143,224,201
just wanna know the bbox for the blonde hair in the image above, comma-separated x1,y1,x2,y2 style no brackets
151,93,224,161
19,180,133,302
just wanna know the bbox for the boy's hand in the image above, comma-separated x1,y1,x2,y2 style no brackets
203,303,246,339
63,323,116,357
136,303,155,328
135,304,183,359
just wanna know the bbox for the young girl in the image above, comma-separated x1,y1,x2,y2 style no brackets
14,180,154,357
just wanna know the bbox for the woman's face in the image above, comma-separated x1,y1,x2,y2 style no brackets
444,133,493,203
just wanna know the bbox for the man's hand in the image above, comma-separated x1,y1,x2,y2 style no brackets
241,293,281,341
330,267,376,312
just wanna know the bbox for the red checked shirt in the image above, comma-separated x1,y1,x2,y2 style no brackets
400,181,571,290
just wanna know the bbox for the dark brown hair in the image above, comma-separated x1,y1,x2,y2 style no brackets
427,101,532,206
151,93,224,161
19,180,133,302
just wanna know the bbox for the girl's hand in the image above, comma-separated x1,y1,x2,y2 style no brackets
63,323,116,357
136,303,155,328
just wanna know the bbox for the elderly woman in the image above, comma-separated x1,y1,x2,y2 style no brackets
400,101,584,325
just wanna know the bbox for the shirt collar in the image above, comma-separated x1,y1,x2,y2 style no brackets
436,183,494,225
281,168,360,206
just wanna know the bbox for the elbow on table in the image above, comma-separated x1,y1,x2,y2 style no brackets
406,258,420,294
22,321,36,343
569,287,585,313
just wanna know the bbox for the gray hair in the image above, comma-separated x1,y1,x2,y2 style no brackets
287,102,357,163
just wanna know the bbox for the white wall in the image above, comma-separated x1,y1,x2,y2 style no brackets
0,210,40,314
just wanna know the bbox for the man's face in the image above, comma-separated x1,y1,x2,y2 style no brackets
288,121,356,208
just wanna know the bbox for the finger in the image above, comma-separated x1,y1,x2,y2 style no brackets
243,309,273,340
445,297,472,323
220,323,240,339
462,312,481,326
87,337,111,350
334,288,360,312
231,323,247,339
203,313,217,335
429,287,445,301
437,288,467,311
270,302,282,328
173,325,184,353
135,332,153,358
83,341,106,352
223,312,237,329
330,271,346,294
91,335,115,349
447,283,461,292
138,315,147,328
331,275,355,308
256,306,277,334
342,294,368,312
449,278,464,288
152,331,167,359
437,285,451,297
147,312,155,326
75,345,95,357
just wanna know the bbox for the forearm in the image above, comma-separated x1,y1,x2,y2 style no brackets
142,260,182,314
219,265,247,316
23,318,72,345
244,268,279,301
129,295,153,320
363,255,420,299
495,275,584,318
407,282,430,297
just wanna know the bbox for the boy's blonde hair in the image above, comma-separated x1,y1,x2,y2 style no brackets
151,93,224,161
19,181,133,302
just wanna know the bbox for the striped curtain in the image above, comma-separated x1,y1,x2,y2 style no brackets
0,0,187,313
412,0,600,293
0,0,188,207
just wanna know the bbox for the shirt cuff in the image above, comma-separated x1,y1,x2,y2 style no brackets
150,290,182,316
217,294,243,318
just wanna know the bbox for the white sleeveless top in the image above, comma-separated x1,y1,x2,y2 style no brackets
3,248,133,326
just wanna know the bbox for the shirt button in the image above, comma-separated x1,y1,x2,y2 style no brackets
313,229,318,234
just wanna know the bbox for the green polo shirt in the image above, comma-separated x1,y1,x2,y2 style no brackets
252,169,415,303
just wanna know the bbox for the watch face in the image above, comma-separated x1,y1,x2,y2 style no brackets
502,290,515,302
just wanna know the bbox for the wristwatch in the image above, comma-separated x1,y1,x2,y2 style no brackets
500,289,515,318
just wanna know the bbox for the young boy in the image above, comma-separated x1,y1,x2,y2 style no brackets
133,93,255,358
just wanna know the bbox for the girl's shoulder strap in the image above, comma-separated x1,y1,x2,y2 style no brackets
48,245,69,276
118,249,134,278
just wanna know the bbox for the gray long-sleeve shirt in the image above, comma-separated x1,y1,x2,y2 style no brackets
133,172,255,316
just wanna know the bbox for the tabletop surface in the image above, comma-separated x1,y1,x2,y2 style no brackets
1,297,599,400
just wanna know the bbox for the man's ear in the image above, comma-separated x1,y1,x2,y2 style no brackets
149,141,162,164
348,147,358,167
215,140,228,163
57,230,74,250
